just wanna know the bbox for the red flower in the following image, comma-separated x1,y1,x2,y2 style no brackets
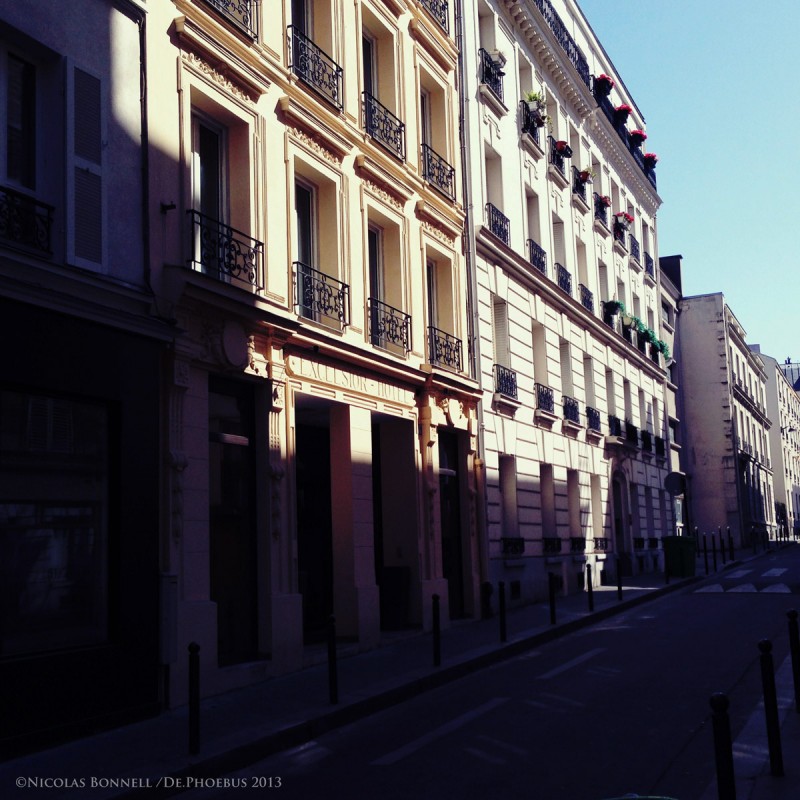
630,129,647,141
644,152,659,164
597,74,614,85
615,104,632,114
615,211,634,224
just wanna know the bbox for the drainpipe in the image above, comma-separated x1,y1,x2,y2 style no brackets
455,0,488,583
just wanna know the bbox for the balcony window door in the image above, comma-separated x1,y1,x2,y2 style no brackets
295,180,317,321
7,54,36,190
291,0,309,35
191,115,226,276
362,34,376,98
368,225,383,346
426,258,438,330
420,89,432,148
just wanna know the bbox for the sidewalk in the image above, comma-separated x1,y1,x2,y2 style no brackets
0,546,792,800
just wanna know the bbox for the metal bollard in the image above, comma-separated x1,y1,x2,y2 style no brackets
712,533,718,572
788,610,800,714
499,581,507,643
758,639,784,777
703,533,709,575
710,693,736,800
548,572,557,625
719,526,726,565
727,526,734,561
327,615,338,705
432,593,441,667
752,525,757,555
616,558,623,602
188,642,200,756
694,525,700,554
586,563,594,612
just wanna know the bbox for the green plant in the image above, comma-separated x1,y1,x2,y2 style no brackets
524,89,545,104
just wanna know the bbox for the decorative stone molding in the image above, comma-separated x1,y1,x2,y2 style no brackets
363,178,405,212
287,126,341,166
182,50,254,104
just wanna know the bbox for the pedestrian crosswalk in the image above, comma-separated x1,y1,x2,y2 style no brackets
694,568,796,594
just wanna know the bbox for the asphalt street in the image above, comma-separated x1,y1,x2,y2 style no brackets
180,547,800,800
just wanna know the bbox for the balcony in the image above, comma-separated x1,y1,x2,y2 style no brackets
572,167,588,204
527,238,547,275
294,262,349,329
420,0,449,33
570,537,586,553
593,193,610,229
563,395,581,425
501,537,525,556
531,0,590,86
493,363,518,399
625,420,638,446
429,326,462,371
288,26,343,111
201,0,257,39
579,283,594,313
486,203,510,245
586,406,602,433
644,252,655,279
548,135,571,179
519,101,543,145
187,209,263,289
370,298,411,353
655,436,666,459
594,537,610,552
478,47,504,103
555,263,572,296
641,429,653,453
608,415,623,437
543,537,562,554
613,220,628,250
0,185,53,255
536,383,555,414
421,143,455,201
629,234,641,263
363,92,405,161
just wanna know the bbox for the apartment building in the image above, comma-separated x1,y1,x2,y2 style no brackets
461,0,674,600
0,0,166,750
678,294,775,545
757,351,800,537
145,0,481,707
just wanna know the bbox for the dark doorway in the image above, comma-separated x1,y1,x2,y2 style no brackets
612,475,632,577
295,418,334,642
209,378,258,666
438,428,465,618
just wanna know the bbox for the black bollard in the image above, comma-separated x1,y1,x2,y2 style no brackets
788,610,800,714
694,526,700,554
719,527,726,565
499,581,507,643
710,693,736,800
188,642,200,756
616,558,623,602
758,639,784,777
703,533,709,575
548,572,557,625
712,533,718,571
727,527,734,561
432,593,441,667
327,615,338,705
752,525,757,555
586,563,594,612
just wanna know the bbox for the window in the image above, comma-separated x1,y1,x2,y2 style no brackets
368,217,410,354
492,297,510,368
499,455,518,538
7,54,36,189
0,388,110,656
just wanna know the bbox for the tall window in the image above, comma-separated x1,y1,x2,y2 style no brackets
7,54,36,189
295,180,315,268
492,297,510,368
192,115,224,224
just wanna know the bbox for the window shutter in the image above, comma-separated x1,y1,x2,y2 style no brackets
492,297,509,367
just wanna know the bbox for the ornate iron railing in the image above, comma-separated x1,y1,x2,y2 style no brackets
633,537,646,550
543,537,562,554
201,0,257,38
362,91,405,160
294,262,349,328
493,364,518,399
421,143,455,200
648,538,659,550
629,234,641,262
625,420,638,445
570,537,586,553
637,329,649,355
486,203,510,244
556,263,572,296
536,382,555,414
478,47,504,102
655,436,666,458
0,185,53,255
622,324,634,344
644,252,655,277
531,0,590,86
641,429,653,452
594,537,610,552
520,101,543,143
613,220,627,248
501,537,525,556
527,238,547,275
420,0,449,33
563,395,580,424
572,166,588,202
370,298,411,352
429,326,462,371
593,193,610,227
187,209,263,289
548,135,569,176
579,283,594,313
288,26,343,110
586,406,601,432
608,415,623,436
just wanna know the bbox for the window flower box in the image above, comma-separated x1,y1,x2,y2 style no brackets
614,104,632,122
555,140,573,157
578,168,595,183
594,73,614,97
598,194,612,208
629,129,647,147
643,152,659,170
614,211,634,230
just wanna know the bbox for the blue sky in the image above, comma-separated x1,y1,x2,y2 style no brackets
579,0,799,362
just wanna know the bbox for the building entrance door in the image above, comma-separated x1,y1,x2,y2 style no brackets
438,429,466,618
612,473,632,577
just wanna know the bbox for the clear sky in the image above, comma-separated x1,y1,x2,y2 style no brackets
579,0,799,364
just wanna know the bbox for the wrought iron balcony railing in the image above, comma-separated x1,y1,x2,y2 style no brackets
594,537,610,552
493,363,518,399
187,209,263,289
362,91,405,160
593,193,610,227
478,47,504,102
629,234,641,262
519,101,543,143
501,537,525,556
641,429,653,452
655,436,666,458
586,406,602,432
486,203,510,245
579,283,594,313
370,297,411,352
637,329,648,355
644,252,655,278
532,0,590,86
527,238,547,275
429,326,462,371
536,382,555,414
288,26,343,111
608,415,623,437
0,185,53,255
563,395,580,424
548,135,570,176
625,420,638,445
571,537,586,553
421,143,455,200
622,324,634,344
613,220,627,248
543,537,562,554
420,0,449,33
201,0,257,39
556,262,572,296
294,262,349,328
572,166,587,203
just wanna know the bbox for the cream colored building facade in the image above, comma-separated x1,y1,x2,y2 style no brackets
145,0,483,704
461,0,674,599
679,293,775,545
